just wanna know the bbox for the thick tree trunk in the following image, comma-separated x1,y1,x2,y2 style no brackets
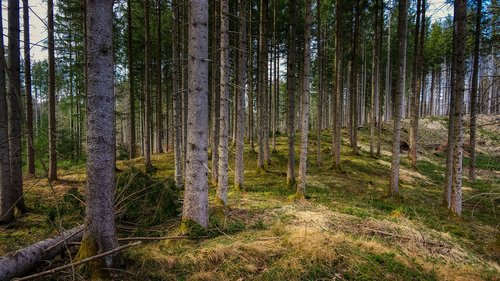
77,1,119,277
0,226,84,281
217,0,230,206
128,0,136,159
23,0,35,177
48,0,58,181
286,0,298,186
235,0,247,190
155,0,163,154
0,6,13,223
298,0,312,198
8,0,27,212
469,0,482,181
449,0,467,216
389,0,408,196
333,0,342,169
181,0,209,229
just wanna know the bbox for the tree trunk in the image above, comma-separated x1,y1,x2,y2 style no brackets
248,2,254,151
370,0,381,158
235,0,247,190
181,0,209,229
0,5,13,223
469,0,482,181
389,0,408,197
128,0,136,159
333,0,343,169
409,0,424,166
349,0,360,155
257,0,269,170
155,0,163,154
316,0,323,166
172,0,183,187
48,0,58,181
217,0,230,206
286,0,298,186
23,0,35,177
449,0,467,216
144,0,153,170
77,1,119,277
211,1,220,186
298,0,312,198
0,226,84,280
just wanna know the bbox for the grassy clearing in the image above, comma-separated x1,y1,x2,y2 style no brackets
1,116,499,280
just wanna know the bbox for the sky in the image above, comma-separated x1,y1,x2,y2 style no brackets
3,0,454,63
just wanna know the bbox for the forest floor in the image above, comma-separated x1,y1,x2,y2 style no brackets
1,115,499,280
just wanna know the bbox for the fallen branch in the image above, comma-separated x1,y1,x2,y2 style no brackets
117,236,204,242
12,241,141,281
0,226,84,281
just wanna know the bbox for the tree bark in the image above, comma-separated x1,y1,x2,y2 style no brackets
48,0,57,181
349,0,360,155
172,0,183,187
370,0,381,158
23,0,35,177
333,0,343,169
469,0,482,181
298,0,312,198
449,0,467,216
128,0,136,159
211,2,220,186
316,0,323,166
389,0,408,197
217,0,230,206
144,0,153,170
286,0,298,186
0,226,84,281
181,0,209,229
155,0,163,154
235,0,247,190
409,0,424,166
0,4,13,223
77,1,119,277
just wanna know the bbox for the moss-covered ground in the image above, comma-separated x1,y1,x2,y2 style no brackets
1,115,499,280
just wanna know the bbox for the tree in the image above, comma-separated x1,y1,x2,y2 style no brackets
144,0,153,170
409,0,426,166
155,0,163,154
316,0,323,166
448,0,467,215
298,0,312,198
181,0,209,229
257,0,269,171
370,0,381,158
469,0,482,181
48,0,58,181
76,0,119,277
234,0,247,190
8,0,27,212
286,0,298,186
24,0,35,176
349,0,360,155
172,0,183,187
333,0,343,169
128,0,136,159
389,0,408,196
0,2,13,223
217,0,230,206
